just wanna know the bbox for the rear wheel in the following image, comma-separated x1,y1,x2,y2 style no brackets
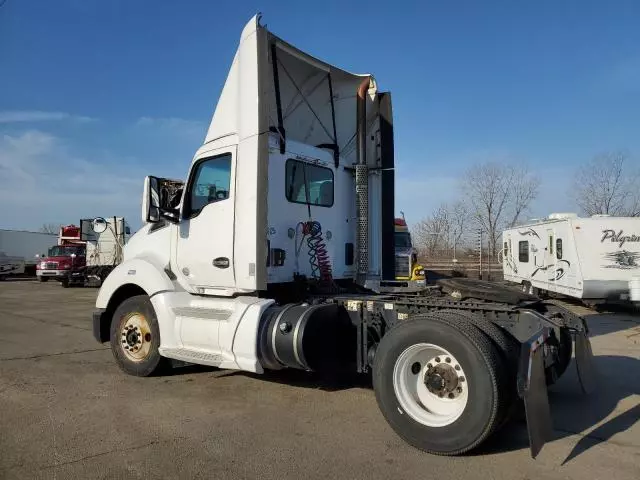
436,310,519,427
109,295,168,376
546,328,573,385
373,315,508,455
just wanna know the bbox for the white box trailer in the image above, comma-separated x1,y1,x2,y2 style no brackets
502,213,640,303
0,229,57,275
0,252,25,277
79,217,131,282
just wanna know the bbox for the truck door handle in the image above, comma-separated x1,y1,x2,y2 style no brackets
213,257,230,269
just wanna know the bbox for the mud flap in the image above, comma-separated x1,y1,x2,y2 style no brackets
575,331,597,394
518,328,553,459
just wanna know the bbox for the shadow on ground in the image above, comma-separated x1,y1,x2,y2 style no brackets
476,353,639,463
165,351,638,463
233,368,372,392
583,312,640,338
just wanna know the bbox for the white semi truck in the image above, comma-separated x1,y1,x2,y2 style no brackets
92,15,595,458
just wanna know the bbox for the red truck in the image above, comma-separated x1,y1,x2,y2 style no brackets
36,225,86,287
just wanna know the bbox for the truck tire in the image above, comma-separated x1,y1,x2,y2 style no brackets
109,295,169,377
373,314,508,455
435,310,520,427
545,328,572,385
38,277,48,282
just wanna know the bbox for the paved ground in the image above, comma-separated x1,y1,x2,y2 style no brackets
0,281,638,480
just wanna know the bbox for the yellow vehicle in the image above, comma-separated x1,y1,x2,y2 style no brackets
394,218,426,284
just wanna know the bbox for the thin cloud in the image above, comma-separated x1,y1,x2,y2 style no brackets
0,130,143,230
134,116,206,139
0,110,96,124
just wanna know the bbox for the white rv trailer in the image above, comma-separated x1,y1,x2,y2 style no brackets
502,213,640,303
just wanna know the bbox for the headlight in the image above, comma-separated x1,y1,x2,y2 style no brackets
40,261,46,269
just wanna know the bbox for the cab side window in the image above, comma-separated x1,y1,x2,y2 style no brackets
187,154,232,217
285,159,334,207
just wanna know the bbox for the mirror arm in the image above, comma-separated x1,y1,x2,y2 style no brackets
159,208,180,224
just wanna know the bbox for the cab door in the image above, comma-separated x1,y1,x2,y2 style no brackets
174,147,236,293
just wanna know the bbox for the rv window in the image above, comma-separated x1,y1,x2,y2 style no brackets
503,242,508,256
556,239,563,259
519,241,529,262
285,159,334,207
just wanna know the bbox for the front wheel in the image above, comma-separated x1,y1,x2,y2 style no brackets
38,276,49,283
373,315,508,455
109,295,169,376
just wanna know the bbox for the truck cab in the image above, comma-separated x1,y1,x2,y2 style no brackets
36,224,86,286
36,244,86,284
394,217,425,285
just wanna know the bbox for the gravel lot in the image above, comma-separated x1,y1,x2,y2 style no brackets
1,280,638,479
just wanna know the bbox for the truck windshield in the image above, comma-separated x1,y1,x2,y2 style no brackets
48,246,84,257
395,232,412,248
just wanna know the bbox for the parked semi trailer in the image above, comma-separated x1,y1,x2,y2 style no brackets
502,213,640,305
0,229,57,277
92,15,595,458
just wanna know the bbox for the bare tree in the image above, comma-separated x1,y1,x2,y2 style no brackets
449,201,469,254
462,163,540,258
412,202,471,261
573,152,640,217
39,223,60,234
413,204,449,258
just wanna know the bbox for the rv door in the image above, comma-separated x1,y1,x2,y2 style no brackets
543,228,555,286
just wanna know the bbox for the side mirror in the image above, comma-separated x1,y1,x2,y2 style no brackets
91,217,108,234
142,176,181,224
142,176,161,223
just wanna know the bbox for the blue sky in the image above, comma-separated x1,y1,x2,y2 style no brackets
1,0,639,231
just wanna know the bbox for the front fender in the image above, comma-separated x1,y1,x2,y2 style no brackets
95,257,175,309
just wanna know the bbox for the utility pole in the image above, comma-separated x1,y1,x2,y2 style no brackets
452,228,458,264
477,228,483,280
